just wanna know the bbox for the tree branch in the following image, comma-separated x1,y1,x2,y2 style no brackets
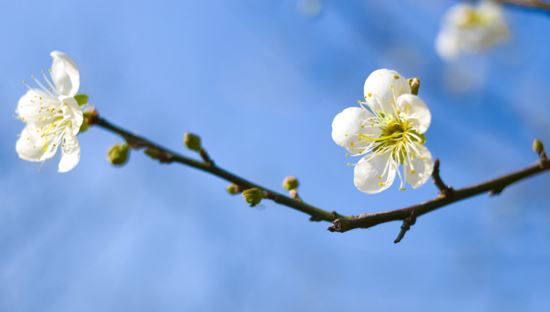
90,112,550,242
91,114,345,223
328,158,550,235
497,0,550,13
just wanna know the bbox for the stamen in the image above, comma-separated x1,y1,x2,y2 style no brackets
31,75,55,97
42,71,56,93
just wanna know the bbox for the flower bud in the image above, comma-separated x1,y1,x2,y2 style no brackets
533,139,545,157
74,94,89,106
242,188,266,207
282,176,299,191
226,184,240,195
408,77,420,95
184,132,202,152
108,143,129,166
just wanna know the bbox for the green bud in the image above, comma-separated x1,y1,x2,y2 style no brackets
184,132,202,152
242,188,266,207
108,143,129,166
408,77,420,95
226,184,240,195
533,139,545,156
282,176,299,191
74,94,89,106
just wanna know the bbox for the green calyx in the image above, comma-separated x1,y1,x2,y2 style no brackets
74,94,89,106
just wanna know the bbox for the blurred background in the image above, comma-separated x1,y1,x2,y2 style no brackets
1,0,549,311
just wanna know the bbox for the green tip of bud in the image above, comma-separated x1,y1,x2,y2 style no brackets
184,132,202,152
74,94,89,106
242,188,266,207
282,176,299,191
108,143,130,166
408,77,420,95
533,139,545,156
226,184,240,195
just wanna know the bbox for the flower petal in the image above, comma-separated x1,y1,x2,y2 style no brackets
354,152,397,194
436,1,508,60
396,94,431,134
58,131,80,173
50,51,80,97
16,89,62,126
404,143,434,189
331,107,380,155
435,28,460,60
363,69,411,115
16,125,61,162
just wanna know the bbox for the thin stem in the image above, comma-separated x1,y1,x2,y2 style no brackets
91,114,550,242
497,0,550,13
432,159,454,196
329,158,550,233
93,115,343,223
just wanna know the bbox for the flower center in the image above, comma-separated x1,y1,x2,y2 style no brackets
381,120,405,138
364,117,425,164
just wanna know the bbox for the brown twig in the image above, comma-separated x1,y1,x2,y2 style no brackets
497,0,550,13
90,113,550,242
432,159,454,196
92,114,343,223
329,158,550,234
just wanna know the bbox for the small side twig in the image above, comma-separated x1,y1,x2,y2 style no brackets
432,159,453,196
199,148,214,166
394,210,417,243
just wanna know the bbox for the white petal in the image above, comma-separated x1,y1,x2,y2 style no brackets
354,153,397,194
363,69,411,115
16,89,62,126
60,96,84,135
58,131,80,173
435,28,460,60
445,3,475,27
404,144,434,189
396,94,431,134
16,125,61,162
50,51,80,97
331,107,380,155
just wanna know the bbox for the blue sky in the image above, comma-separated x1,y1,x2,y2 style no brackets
1,0,549,311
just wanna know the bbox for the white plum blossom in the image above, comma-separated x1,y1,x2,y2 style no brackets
436,0,509,60
332,69,433,194
16,51,84,172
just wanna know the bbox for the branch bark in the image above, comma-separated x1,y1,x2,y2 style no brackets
90,112,550,242
92,115,345,223
497,0,550,13
328,158,550,234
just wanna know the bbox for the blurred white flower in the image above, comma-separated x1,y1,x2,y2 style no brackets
297,0,323,18
436,0,509,60
16,51,84,172
332,69,433,194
